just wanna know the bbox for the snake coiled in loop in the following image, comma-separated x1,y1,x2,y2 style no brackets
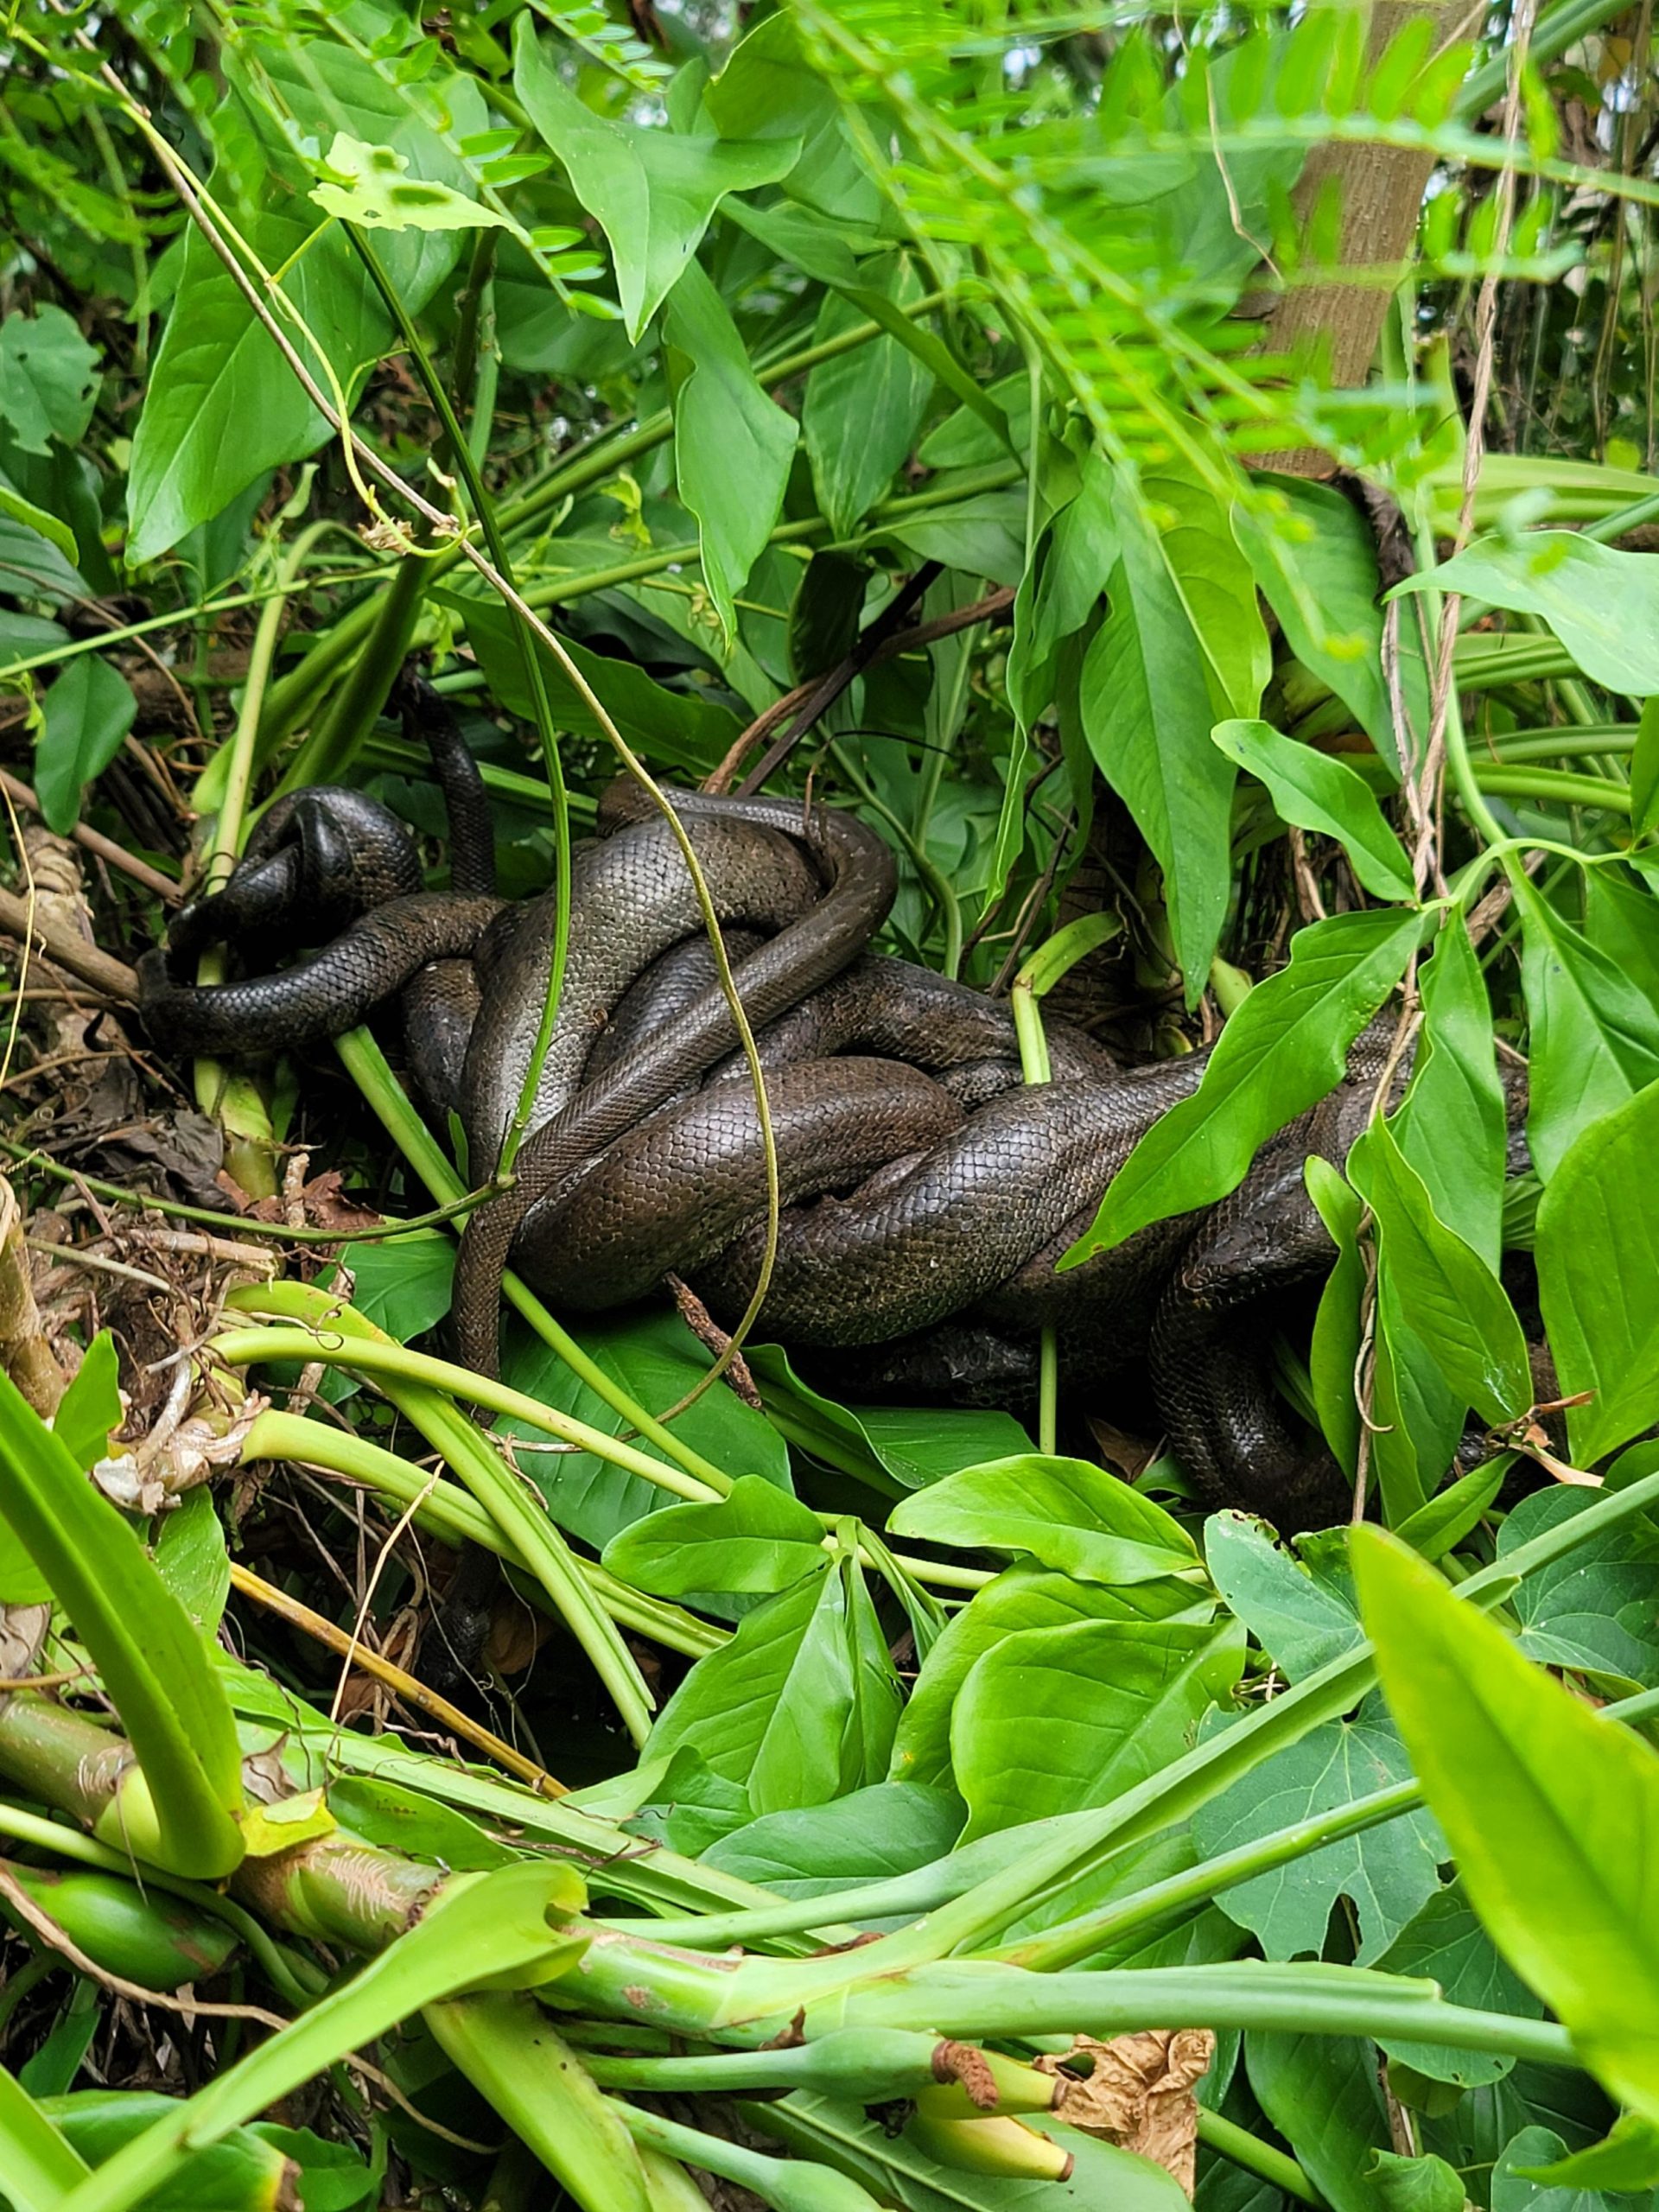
139,683,1401,1523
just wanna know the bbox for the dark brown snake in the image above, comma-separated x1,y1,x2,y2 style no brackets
138,678,1429,1526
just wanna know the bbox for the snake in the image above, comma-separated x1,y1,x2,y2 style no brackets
138,677,1403,1525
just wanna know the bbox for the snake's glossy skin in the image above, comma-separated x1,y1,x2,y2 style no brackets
140,690,1421,1522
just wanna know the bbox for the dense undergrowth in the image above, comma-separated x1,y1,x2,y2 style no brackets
3,2,1659,2208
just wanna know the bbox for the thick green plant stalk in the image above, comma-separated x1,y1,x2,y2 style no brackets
54,1865,588,2212
189,522,330,1197
425,1993,656,2212
0,1370,244,1881
215,1287,655,1740
333,1023,733,1494
0,2063,88,2212
237,1408,726,1657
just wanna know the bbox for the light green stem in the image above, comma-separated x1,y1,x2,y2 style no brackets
331,1026,732,1493
1197,2110,1327,2209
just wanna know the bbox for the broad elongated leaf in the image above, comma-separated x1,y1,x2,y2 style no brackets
747,1344,1033,1494
128,46,476,561
602,1475,825,1598
889,1560,1205,1787
1536,1077,1659,1465
1354,1529,1659,2123
1392,916,1507,1267
1068,906,1427,1262
703,1782,964,1897
1080,491,1237,994
887,1456,1199,1585
1306,1158,1365,1483
0,1366,243,1881
1247,2031,1389,2212
35,656,135,834
494,1307,787,1554
1396,531,1659,696
952,1618,1245,1839
461,594,742,776
48,2097,376,2212
1236,474,1402,772
1145,461,1271,726
1212,718,1414,901
55,1865,589,2212
1635,697,1659,838
515,17,798,338
1350,1118,1531,1427
803,262,933,537
645,1549,899,1822
1516,878,1659,1180
664,258,798,638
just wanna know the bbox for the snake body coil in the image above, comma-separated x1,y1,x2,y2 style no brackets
141,686,1416,1523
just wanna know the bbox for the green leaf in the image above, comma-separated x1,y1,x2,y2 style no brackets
702,1781,963,1898
1396,531,1659,696
460,591,741,776
1349,1116,1531,1427
871,488,1029,586
1516,877,1659,1180
1634,697,1659,840
1500,1488,1659,1688
1211,719,1414,902
1067,906,1428,1262
1204,1515,1363,1681
153,1487,231,1642
0,1364,243,1879
50,2096,377,2212
1393,1457,1508,1564
1392,915,1507,1267
514,17,798,339
59,1864,589,2212
0,2061,86,2212
1376,1883,1545,2088
1368,2149,1466,2212
953,1618,1245,1839
1537,1076,1659,1465
52,1332,120,1472
748,1344,1033,1495
663,257,798,639
1144,462,1271,725
496,1308,787,1554
0,306,99,455
34,657,136,835
1247,2031,1389,2212
602,1476,826,1598
1354,1526,1659,2124
1516,2114,1659,2192
0,484,76,564
1494,2126,1641,2212
645,1549,900,1821
334,1229,455,1345
1081,491,1238,995
1306,1158,1365,1481
889,1560,1205,1788
128,45,476,563
1236,474,1405,774
887,1455,1200,1585
803,264,933,538
308,131,511,232
1197,1694,1442,1961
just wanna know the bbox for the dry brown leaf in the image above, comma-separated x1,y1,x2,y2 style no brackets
1039,2028,1215,2197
